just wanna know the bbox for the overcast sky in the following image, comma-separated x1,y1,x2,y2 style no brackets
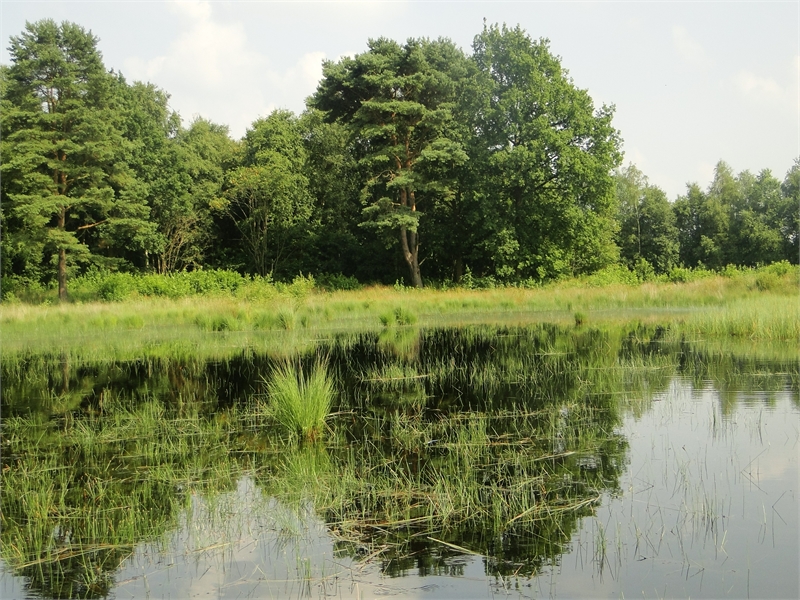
1,0,797,198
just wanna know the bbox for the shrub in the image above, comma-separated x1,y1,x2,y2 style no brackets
753,272,779,292
95,273,137,301
283,274,316,299
460,268,499,289
666,266,713,284
759,260,795,278
315,273,361,291
582,265,638,287
633,258,656,282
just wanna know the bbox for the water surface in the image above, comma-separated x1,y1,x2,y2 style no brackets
2,325,797,598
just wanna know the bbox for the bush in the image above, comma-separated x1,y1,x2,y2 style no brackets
666,266,713,284
582,265,638,287
759,260,795,278
315,273,362,291
633,258,656,282
460,268,499,290
753,272,780,291
277,274,316,300
719,264,745,279
67,269,253,301
136,274,190,298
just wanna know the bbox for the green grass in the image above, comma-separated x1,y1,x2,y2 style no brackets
266,361,335,441
2,267,798,362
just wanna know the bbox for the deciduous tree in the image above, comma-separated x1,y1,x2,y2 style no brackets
222,110,312,277
615,164,679,274
468,24,622,281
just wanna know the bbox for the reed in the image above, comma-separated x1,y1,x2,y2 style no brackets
266,360,335,441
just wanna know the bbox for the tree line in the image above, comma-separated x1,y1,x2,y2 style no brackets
1,20,797,300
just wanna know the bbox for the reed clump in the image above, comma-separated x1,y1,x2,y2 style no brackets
267,361,334,441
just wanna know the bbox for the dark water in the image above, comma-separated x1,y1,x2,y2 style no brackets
1,324,798,598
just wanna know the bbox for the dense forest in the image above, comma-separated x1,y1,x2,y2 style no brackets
1,20,798,299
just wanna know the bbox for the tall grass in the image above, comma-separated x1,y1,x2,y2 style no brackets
2,267,798,363
266,361,334,441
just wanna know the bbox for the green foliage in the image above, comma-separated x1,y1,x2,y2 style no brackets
68,269,250,301
0,20,155,299
615,165,679,274
674,161,797,270
222,111,314,277
314,273,362,291
632,258,656,282
466,24,622,282
459,267,500,290
281,273,316,299
580,265,639,287
1,19,796,297
266,361,335,441
665,266,711,284
312,36,471,287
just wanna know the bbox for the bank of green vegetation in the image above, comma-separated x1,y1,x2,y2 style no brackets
2,262,798,361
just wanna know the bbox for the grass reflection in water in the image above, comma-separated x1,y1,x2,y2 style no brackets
1,324,797,598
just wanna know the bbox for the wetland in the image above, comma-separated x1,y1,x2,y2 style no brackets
1,285,798,599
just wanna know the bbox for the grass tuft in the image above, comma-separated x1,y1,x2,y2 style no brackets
267,361,334,441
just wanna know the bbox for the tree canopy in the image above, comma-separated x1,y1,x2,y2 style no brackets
311,37,470,287
1,19,797,300
1,20,152,299
465,24,622,281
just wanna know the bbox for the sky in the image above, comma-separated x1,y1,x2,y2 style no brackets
1,0,797,199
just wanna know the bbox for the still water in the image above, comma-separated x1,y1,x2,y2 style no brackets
1,325,798,598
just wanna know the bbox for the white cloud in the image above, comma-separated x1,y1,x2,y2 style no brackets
672,26,714,70
624,16,642,31
734,71,783,99
733,58,796,113
124,0,326,137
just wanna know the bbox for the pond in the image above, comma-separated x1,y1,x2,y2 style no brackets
1,324,797,598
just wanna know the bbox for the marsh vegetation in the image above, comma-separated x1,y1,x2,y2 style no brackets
1,305,798,598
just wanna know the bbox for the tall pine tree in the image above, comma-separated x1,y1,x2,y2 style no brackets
1,20,152,299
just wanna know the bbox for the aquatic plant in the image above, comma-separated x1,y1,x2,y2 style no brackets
267,360,334,441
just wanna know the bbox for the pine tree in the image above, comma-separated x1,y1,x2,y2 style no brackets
1,20,152,299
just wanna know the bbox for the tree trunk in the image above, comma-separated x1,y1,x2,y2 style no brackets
400,227,423,288
58,249,67,301
58,207,67,301
454,256,463,283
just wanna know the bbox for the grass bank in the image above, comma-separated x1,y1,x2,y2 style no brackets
1,265,797,358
